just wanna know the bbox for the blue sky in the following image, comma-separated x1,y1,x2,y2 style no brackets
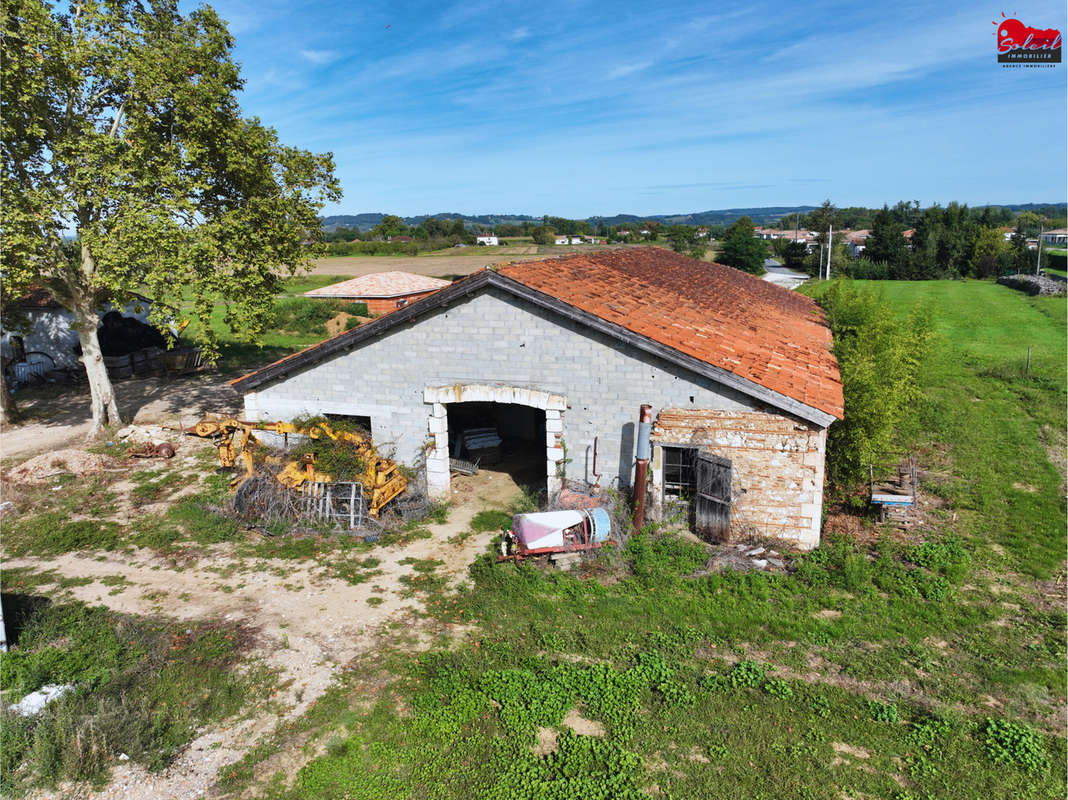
194,0,1067,218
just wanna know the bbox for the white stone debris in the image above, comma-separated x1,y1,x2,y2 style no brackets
8,684,74,716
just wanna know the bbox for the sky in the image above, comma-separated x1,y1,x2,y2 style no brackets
190,0,1068,218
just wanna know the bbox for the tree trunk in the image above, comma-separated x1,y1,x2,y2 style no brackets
0,366,16,425
74,301,122,435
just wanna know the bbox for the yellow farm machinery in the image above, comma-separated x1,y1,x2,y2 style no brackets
185,415,408,517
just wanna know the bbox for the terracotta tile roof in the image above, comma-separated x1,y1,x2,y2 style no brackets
305,271,451,299
497,249,843,419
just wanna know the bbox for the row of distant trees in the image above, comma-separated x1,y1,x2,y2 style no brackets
793,201,1066,280
324,202,1067,280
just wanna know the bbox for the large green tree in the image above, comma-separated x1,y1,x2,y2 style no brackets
719,216,766,275
864,206,908,273
1,0,339,432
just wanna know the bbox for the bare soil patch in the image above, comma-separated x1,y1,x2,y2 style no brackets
7,448,118,484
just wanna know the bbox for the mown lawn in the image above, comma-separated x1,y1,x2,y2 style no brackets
219,280,1065,799
175,274,358,372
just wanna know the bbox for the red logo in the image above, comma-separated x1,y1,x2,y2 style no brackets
993,13,1062,62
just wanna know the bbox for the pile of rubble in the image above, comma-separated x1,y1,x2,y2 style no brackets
997,273,1067,296
7,448,118,484
706,543,788,573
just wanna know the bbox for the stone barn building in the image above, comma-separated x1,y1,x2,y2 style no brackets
232,249,843,548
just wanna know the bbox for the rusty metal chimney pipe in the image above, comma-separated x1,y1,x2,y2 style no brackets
632,404,653,532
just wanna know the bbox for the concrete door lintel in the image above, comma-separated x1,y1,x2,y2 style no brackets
423,384,567,499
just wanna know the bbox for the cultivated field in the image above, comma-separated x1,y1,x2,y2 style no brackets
312,247,570,279
1,279,1064,799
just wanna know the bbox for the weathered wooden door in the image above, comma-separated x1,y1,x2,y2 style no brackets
693,452,731,542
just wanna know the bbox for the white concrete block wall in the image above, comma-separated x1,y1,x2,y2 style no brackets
245,287,784,494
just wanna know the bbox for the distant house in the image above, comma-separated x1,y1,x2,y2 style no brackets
476,235,499,246
554,235,570,245
305,272,452,316
845,229,871,258
1041,228,1067,247
389,235,414,243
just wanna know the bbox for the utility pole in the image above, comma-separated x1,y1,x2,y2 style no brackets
1036,226,1044,275
826,225,833,280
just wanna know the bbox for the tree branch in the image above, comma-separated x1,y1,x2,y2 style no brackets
108,99,127,138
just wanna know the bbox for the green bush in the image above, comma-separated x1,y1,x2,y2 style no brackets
982,718,1046,771
270,297,368,336
815,280,933,486
866,700,899,723
908,536,971,582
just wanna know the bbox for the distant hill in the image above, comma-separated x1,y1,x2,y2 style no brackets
321,203,1066,232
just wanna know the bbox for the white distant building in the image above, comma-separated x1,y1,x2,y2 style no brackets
554,235,570,245
476,235,499,246
1040,229,1067,247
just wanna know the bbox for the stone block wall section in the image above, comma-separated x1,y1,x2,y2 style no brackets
648,409,827,549
422,385,567,498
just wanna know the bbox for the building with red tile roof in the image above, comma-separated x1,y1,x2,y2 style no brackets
305,271,452,315
233,248,842,547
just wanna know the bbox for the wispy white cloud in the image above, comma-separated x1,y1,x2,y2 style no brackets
607,60,653,79
299,49,340,66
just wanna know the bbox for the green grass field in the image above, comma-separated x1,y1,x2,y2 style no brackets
219,280,1065,799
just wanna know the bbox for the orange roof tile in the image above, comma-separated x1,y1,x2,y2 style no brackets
497,249,842,419
305,271,451,299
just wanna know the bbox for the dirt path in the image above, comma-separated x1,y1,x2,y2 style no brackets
9,468,523,800
0,373,242,462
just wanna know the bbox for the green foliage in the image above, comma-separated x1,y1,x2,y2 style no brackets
166,499,240,544
271,298,367,335
866,700,900,723
816,280,933,486
0,0,340,428
4,514,120,556
908,536,971,582
762,677,794,700
624,532,708,583
981,718,1047,771
726,660,767,688
719,216,767,275
470,510,513,533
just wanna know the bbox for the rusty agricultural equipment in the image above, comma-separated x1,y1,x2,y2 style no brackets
184,415,407,517
498,508,614,563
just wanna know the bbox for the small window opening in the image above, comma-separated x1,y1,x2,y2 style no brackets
662,446,697,500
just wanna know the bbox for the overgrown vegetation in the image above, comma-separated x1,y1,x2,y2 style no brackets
247,523,1062,799
270,297,368,336
0,595,265,793
807,279,933,487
